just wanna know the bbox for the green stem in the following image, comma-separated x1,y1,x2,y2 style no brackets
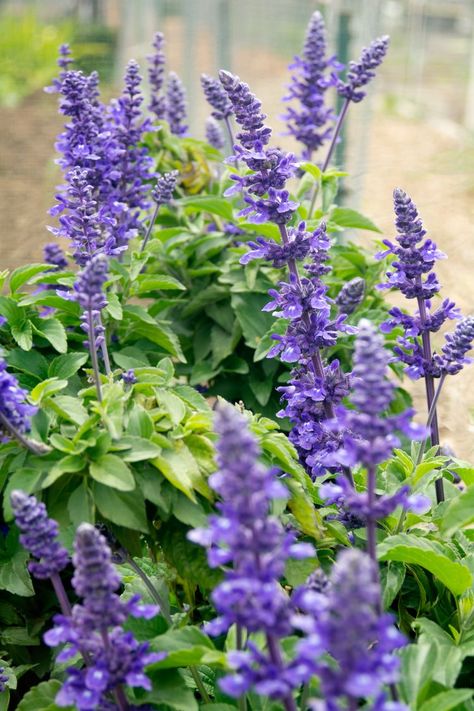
0,411,49,454
190,665,212,704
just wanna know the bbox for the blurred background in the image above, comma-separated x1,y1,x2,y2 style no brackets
1,0,474,453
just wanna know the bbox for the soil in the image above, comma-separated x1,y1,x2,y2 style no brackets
1,79,473,459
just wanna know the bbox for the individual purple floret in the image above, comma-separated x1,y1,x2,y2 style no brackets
201,73,233,121
294,549,407,709
45,43,74,94
122,369,137,385
337,35,390,103
165,71,188,136
283,11,339,158
336,277,365,315
44,242,68,270
219,70,299,224
188,404,314,707
147,31,167,119
205,116,225,150
0,360,37,441
44,524,162,711
0,667,8,692
10,491,69,580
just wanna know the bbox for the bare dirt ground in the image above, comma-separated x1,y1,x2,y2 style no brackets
1,81,473,459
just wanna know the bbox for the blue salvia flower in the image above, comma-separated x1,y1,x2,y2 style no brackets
45,43,74,94
320,321,428,526
73,253,108,347
242,221,355,477
165,71,188,136
44,242,68,270
188,404,315,703
0,361,37,442
49,168,122,266
107,60,154,248
219,69,299,224
44,524,162,711
147,31,167,119
122,369,137,385
336,276,365,315
0,667,8,692
283,11,339,158
201,73,233,121
10,491,69,580
337,35,390,103
294,549,408,710
205,116,225,150
378,189,459,380
151,170,178,208
439,316,474,375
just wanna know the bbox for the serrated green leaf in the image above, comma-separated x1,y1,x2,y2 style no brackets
42,455,85,488
93,482,148,532
90,454,135,491
48,352,88,379
378,534,472,596
6,348,49,380
16,680,63,711
32,318,67,353
9,263,51,293
441,485,474,536
132,275,186,294
177,195,234,220
30,378,68,404
112,435,162,462
48,395,88,425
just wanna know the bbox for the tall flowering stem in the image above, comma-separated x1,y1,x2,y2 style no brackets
307,35,389,218
72,254,109,402
283,11,339,160
44,524,162,711
188,404,315,709
320,320,428,563
377,189,472,502
140,170,178,254
10,491,71,616
165,72,188,136
201,73,235,149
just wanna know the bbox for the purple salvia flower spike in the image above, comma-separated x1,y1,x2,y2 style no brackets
335,276,365,315
295,549,407,709
201,73,233,121
147,31,166,119
0,360,40,452
44,524,162,711
337,35,390,104
10,491,69,580
72,254,109,401
165,71,188,136
188,404,313,709
440,315,474,375
205,116,225,150
45,43,74,94
284,11,339,159
44,242,68,270
141,170,179,253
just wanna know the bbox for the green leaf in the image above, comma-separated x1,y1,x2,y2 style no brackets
6,348,49,380
16,680,63,711
177,195,234,220
90,454,135,491
48,395,88,425
68,481,94,526
11,318,33,350
9,263,51,294
30,378,68,404
48,352,88,379
112,435,162,462
329,207,381,233
418,690,473,711
161,520,222,588
132,275,186,294
413,619,466,688
42,455,85,488
285,558,319,587
149,626,225,669
299,161,322,180
380,561,406,608
441,485,474,536
398,641,439,706
0,532,34,597
126,404,154,438
377,534,473,595
123,306,185,361
93,483,148,532
143,669,199,711
152,442,208,502
232,292,276,349
155,389,187,427
104,292,122,320
32,318,67,353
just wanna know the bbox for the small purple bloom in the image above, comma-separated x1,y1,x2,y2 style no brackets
201,73,233,121
336,277,365,315
0,361,37,440
44,242,68,270
205,116,225,150
151,171,178,208
10,491,69,579
122,369,137,385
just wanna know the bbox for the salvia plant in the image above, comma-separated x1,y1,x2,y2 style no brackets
0,9,473,711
